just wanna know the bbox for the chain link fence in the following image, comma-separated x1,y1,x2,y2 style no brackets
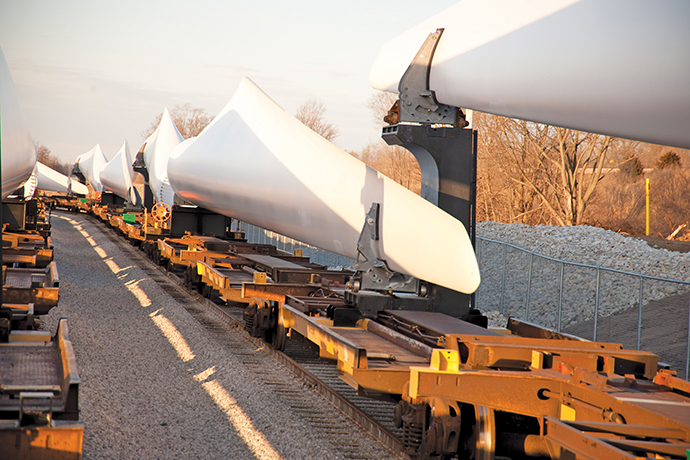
239,222,354,269
476,236,690,380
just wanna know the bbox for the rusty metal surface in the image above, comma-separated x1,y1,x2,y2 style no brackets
0,319,79,416
0,422,84,460
362,319,433,359
332,328,428,367
507,317,586,341
285,295,346,314
243,253,309,270
544,417,639,460
404,338,690,459
214,268,252,285
3,265,59,314
3,252,38,265
272,268,351,285
385,310,499,336
243,283,334,302
4,270,34,288
545,416,690,459
452,334,658,377
180,250,237,265
0,345,60,390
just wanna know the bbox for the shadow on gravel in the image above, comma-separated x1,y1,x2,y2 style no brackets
630,235,690,253
563,290,690,379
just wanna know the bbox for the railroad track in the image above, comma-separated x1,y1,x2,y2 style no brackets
90,212,405,459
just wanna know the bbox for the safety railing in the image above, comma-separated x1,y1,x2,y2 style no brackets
476,236,690,380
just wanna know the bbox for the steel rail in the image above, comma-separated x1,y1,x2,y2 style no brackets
201,298,404,454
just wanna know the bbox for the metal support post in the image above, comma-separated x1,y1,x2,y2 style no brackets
593,267,601,342
132,146,154,212
558,262,564,332
686,295,690,379
525,253,534,320
645,178,650,236
637,277,644,351
500,245,507,315
383,124,476,317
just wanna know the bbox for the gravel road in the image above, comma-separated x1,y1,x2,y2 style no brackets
39,212,396,460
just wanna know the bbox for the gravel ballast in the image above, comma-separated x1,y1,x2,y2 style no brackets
40,213,394,460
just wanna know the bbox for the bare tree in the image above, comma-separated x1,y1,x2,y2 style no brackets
655,151,682,169
366,90,397,126
141,103,213,140
475,112,619,226
294,98,339,142
346,91,422,194
351,140,421,194
35,142,52,164
475,113,547,224
34,141,70,175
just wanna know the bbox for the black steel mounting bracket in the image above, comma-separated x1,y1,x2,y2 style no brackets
132,143,153,211
396,28,464,126
350,203,421,294
380,29,478,318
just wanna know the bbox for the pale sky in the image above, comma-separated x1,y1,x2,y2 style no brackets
0,0,457,163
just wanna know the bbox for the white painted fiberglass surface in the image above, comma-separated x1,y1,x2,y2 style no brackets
169,78,480,294
142,108,183,206
370,0,690,149
100,139,135,202
37,162,88,195
1,46,36,198
75,144,108,192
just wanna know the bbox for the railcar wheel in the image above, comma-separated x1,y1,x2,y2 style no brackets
184,266,199,290
474,405,495,460
244,298,269,337
271,322,287,351
243,301,257,335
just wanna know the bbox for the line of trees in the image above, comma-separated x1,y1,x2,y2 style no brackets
349,91,421,194
474,111,689,238
474,113,617,226
35,142,71,175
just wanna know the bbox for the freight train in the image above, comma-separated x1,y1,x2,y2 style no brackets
1,46,84,459
6,1,690,459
